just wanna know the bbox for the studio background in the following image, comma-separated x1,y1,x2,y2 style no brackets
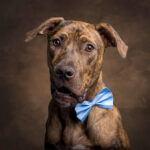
0,0,149,150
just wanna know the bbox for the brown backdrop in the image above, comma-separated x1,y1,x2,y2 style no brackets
0,0,150,150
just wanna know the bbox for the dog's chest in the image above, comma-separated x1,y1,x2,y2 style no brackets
62,122,92,146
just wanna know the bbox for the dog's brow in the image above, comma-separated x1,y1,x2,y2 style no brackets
59,33,68,39
80,35,95,44
53,32,68,39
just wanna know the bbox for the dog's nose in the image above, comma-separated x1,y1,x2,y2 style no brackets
55,66,75,79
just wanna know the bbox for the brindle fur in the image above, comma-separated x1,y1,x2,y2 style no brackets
25,17,131,150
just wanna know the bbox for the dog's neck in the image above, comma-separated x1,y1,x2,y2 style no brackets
86,71,105,101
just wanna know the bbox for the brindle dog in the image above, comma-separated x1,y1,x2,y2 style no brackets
25,17,131,150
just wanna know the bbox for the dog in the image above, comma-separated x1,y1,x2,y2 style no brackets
25,17,131,150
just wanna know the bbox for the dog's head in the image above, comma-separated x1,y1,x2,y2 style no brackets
25,17,128,107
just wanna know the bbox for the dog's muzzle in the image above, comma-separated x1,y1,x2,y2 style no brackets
51,65,87,107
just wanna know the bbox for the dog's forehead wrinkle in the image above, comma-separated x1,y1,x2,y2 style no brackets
66,41,77,51
57,23,96,39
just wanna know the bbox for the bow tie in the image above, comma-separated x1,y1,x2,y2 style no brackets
75,87,113,122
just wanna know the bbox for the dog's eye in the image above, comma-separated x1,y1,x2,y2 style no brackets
85,44,95,52
52,38,61,47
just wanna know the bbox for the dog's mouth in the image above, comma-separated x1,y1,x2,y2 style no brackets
57,86,77,100
52,86,87,106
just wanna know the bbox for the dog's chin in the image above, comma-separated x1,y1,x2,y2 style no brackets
54,93,77,108
54,98,76,108
52,86,87,108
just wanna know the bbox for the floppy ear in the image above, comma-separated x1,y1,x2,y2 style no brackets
96,23,128,58
25,17,64,42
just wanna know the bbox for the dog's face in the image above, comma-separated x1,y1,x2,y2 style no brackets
48,22,105,107
25,17,128,107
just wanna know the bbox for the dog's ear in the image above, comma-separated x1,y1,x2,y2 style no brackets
96,23,128,58
25,17,64,42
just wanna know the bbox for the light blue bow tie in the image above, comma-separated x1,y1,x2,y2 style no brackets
75,87,113,122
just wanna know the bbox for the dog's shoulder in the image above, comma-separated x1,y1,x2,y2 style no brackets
86,106,127,147
88,105,121,122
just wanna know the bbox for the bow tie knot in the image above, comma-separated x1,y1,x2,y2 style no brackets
75,87,113,122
